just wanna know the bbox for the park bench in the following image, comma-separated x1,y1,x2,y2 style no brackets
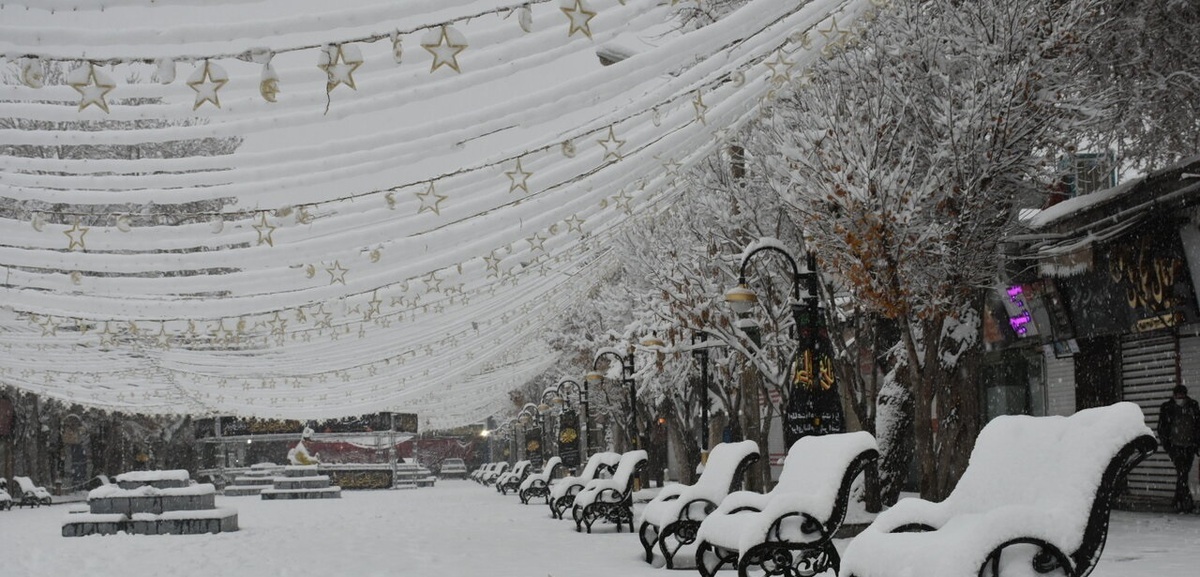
518,456,564,504
694,431,879,577
637,440,760,568
480,461,509,486
496,460,531,495
572,449,649,533
13,475,54,507
0,482,11,511
549,451,621,519
841,401,1156,577
470,462,494,483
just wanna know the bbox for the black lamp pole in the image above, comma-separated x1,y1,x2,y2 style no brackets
691,332,711,456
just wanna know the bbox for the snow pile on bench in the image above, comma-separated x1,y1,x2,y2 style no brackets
550,452,621,501
520,456,563,491
574,450,647,509
640,440,759,528
841,401,1153,577
697,432,877,553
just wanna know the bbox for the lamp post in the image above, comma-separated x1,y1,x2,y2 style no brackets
554,379,587,467
691,332,712,462
518,402,544,467
587,345,638,453
725,241,843,449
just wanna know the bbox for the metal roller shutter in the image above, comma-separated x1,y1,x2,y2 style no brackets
1044,350,1075,417
1121,331,1178,504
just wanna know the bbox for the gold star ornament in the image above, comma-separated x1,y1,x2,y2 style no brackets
69,63,116,113
422,26,468,73
506,158,534,194
415,183,448,215
561,0,598,39
187,60,229,110
319,44,363,92
64,218,89,251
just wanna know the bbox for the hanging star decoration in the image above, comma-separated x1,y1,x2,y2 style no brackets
597,126,625,162
187,60,229,110
818,17,852,50
764,50,795,85
253,213,276,246
69,63,116,113
327,261,349,285
484,251,503,277
506,158,534,194
526,232,547,252
415,183,448,215
564,214,586,234
561,0,598,39
423,25,468,73
612,189,634,214
319,44,363,92
64,218,89,251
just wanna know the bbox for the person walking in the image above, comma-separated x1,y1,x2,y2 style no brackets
1158,385,1200,513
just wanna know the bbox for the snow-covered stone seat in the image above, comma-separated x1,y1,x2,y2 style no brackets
518,456,564,504
572,450,649,533
841,402,1157,577
13,476,54,507
694,432,878,577
637,440,760,568
480,461,509,486
495,460,531,495
549,451,621,519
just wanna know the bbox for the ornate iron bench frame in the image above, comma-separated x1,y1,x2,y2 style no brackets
549,459,619,520
638,450,761,568
573,454,648,533
695,447,878,577
847,434,1156,577
519,457,565,505
498,460,533,496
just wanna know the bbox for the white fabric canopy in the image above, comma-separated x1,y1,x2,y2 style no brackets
0,0,878,427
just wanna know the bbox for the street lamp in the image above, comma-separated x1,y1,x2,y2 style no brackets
724,240,843,447
588,344,637,453
691,332,713,461
518,402,544,466
552,379,587,466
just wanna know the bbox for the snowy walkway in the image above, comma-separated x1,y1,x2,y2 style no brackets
1,480,1198,577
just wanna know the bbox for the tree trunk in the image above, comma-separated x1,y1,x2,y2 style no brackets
739,364,764,492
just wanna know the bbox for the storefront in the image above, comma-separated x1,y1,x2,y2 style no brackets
1006,156,1200,509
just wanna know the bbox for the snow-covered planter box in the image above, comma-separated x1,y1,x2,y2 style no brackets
840,402,1156,577
87,483,216,515
114,469,191,490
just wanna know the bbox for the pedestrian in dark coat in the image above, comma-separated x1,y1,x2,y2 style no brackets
1158,384,1200,513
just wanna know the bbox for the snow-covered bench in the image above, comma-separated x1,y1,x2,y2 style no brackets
549,451,621,519
480,461,509,486
496,460,531,495
13,476,54,507
841,402,1156,577
472,462,500,483
518,456,564,504
638,440,760,568
695,432,879,577
0,485,12,510
572,449,648,533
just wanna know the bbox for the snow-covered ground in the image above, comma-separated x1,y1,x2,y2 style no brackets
1,480,1197,577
